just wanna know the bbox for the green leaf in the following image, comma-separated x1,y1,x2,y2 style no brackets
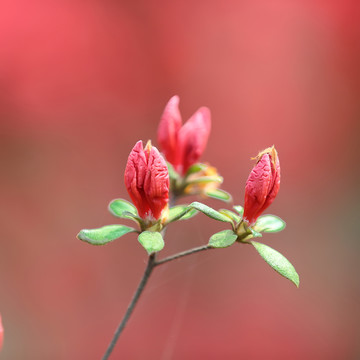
233,205,244,217
251,241,299,287
185,163,207,176
189,202,233,223
180,208,198,220
77,225,136,245
209,230,238,248
253,215,286,233
138,231,164,255
186,176,223,185
108,199,138,220
167,162,179,180
205,188,232,202
167,205,198,224
219,209,240,223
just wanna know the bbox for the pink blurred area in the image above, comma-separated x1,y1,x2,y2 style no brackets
1,0,360,359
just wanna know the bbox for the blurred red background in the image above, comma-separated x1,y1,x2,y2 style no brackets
0,0,359,359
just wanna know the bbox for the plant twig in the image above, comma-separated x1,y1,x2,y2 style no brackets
155,245,211,266
101,243,212,359
102,253,157,360
101,183,212,360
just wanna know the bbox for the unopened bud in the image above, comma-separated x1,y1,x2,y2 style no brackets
124,140,169,221
243,146,280,225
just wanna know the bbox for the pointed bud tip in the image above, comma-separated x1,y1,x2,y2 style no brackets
145,139,152,153
251,145,278,167
163,95,180,111
170,95,180,103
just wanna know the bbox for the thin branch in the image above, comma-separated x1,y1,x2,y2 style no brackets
155,245,211,266
101,199,214,358
102,253,157,360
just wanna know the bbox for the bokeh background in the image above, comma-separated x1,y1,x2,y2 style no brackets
1,0,359,359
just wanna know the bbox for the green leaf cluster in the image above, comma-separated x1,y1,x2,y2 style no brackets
187,200,298,287
77,195,299,287
78,160,234,255
78,174,298,287
77,199,200,255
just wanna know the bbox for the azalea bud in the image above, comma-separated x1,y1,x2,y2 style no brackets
177,107,211,174
243,146,280,225
0,314,3,351
125,140,169,221
157,95,182,167
157,96,211,175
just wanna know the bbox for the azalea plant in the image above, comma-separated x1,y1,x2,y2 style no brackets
78,96,299,360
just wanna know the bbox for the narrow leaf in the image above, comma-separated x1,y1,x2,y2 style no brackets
167,205,198,224
180,208,198,220
138,231,164,255
253,215,286,233
186,176,223,185
185,163,208,176
209,230,238,248
206,188,232,202
167,205,188,222
77,225,136,245
189,202,233,223
108,199,138,220
251,241,299,287
219,209,240,223
233,205,244,217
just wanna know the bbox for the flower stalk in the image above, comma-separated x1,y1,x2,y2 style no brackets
101,243,213,360
101,254,157,360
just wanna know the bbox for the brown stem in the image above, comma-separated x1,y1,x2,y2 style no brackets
155,245,211,266
101,254,157,360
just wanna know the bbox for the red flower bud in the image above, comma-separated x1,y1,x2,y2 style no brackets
125,140,169,221
157,95,182,167
243,146,280,225
157,96,211,175
0,314,3,351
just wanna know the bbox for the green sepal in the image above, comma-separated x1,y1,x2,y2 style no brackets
251,241,299,287
188,202,233,223
249,227,262,238
208,230,238,248
205,188,232,202
77,225,136,246
166,205,198,224
233,205,244,217
138,231,165,255
219,209,241,223
253,215,286,233
235,221,262,242
108,199,139,221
